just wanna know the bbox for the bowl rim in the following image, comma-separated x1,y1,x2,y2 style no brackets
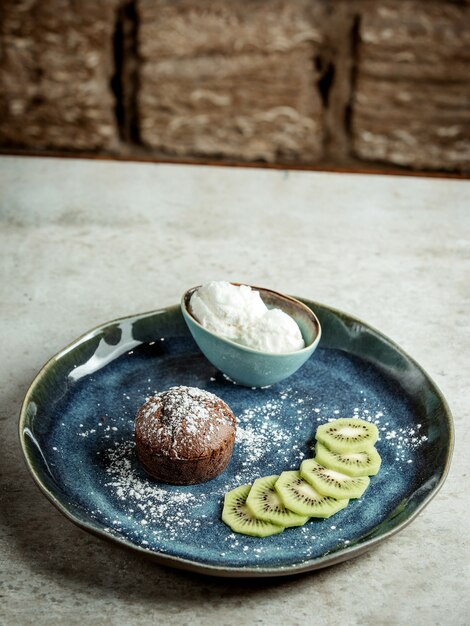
181,283,322,357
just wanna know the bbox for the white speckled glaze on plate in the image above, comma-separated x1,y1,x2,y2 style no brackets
19,300,453,577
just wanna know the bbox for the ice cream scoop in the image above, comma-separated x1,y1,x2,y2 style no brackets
181,283,321,387
189,281,305,354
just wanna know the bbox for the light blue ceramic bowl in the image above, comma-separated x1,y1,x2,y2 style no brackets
181,284,321,387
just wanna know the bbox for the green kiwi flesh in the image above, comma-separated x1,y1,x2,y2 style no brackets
274,470,349,518
222,484,284,537
315,441,382,477
246,475,309,527
316,418,379,453
301,459,370,499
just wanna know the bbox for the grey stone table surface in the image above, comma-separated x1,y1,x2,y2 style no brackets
0,156,469,626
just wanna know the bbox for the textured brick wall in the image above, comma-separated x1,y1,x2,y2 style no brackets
137,0,324,162
352,2,470,170
0,0,119,150
0,0,469,172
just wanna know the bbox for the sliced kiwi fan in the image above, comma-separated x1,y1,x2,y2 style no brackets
222,417,382,536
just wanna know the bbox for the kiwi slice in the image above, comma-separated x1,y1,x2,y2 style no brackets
316,418,379,453
222,484,284,537
274,470,349,518
315,441,382,477
246,475,309,527
301,459,370,499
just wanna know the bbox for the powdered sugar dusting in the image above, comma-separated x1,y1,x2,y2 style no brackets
136,385,235,459
102,440,202,542
55,340,434,566
85,378,430,556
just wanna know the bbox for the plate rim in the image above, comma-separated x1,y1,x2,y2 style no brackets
18,300,454,577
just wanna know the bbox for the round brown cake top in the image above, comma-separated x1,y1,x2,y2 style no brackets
135,386,236,461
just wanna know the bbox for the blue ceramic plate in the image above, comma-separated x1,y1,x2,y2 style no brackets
19,300,453,577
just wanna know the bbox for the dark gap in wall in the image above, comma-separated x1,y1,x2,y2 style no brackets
314,49,335,160
125,0,140,144
111,6,126,139
318,61,335,107
344,14,361,143
111,0,140,144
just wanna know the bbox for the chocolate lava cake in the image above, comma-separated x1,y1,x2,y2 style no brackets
135,386,236,485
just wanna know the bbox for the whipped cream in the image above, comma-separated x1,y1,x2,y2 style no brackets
189,281,305,353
